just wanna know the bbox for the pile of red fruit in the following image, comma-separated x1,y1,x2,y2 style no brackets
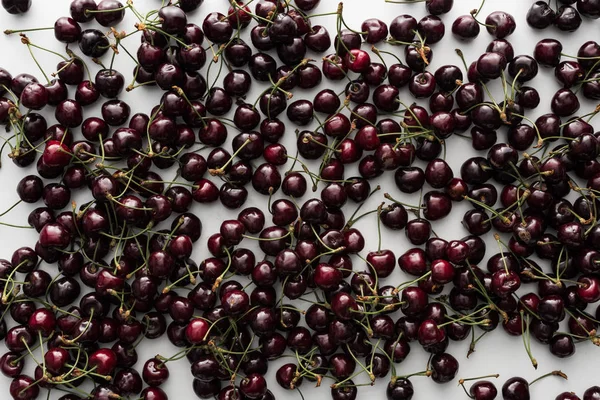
1,0,600,399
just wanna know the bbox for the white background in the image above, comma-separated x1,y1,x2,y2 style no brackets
0,0,598,399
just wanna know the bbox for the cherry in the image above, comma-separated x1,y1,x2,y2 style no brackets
88,348,118,376
577,41,600,71
15,175,43,203
509,55,538,82
287,99,314,125
9,375,39,400
409,72,437,98
534,39,563,68
185,318,210,344
327,379,357,400
502,377,533,400
331,353,358,379
70,0,97,22
485,11,516,38
428,92,453,113
372,84,400,112
477,52,507,79
168,296,194,323
387,15,415,43
452,15,480,39
462,210,491,241
28,308,56,337
19,82,48,111
469,380,498,400
485,40,514,64
549,334,575,358
114,368,143,396
0,352,24,378
387,378,414,400
417,15,445,44
101,99,130,126
52,17,81,44
584,387,600,400
39,223,71,249
423,191,452,220
427,0,454,14
276,363,301,390
357,19,385,44
2,0,30,13
538,294,566,323
95,69,125,98
297,62,322,88
143,358,169,386
240,373,267,399
430,352,459,383
79,29,110,58
556,61,584,88
555,6,581,31
158,5,187,35
94,0,125,26
528,1,557,28
221,289,250,316
10,73,37,98
176,0,202,11
577,276,600,303
341,49,369,73
418,319,446,347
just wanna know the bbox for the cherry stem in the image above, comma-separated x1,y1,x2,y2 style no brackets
455,49,472,74
520,312,538,369
212,247,232,292
4,27,53,35
491,234,511,275
467,329,488,358
376,203,384,252
210,138,253,176
310,224,345,253
459,382,476,399
529,370,568,386
372,46,403,66
172,86,208,128
438,307,489,328
576,309,600,325
472,0,486,17
62,309,94,345
466,264,508,321
0,200,22,217
396,370,431,380
513,292,541,320
344,185,381,229
21,38,50,84
464,196,511,224
243,228,292,242
511,113,544,147
228,332,256,383
393,271,431,294
356,256,380,296
458,374,500,384
383,193,421,211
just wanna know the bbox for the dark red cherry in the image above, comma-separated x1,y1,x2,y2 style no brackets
452,15,479,39
485,11,516,38
94,0,125,26
555,5,582,31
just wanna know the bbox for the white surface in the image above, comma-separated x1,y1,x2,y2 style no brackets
0,0,597,399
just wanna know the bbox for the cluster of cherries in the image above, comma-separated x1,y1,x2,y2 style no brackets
526,0,598,32
1,0,600,399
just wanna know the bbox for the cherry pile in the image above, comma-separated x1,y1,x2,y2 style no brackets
1,0,600,399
